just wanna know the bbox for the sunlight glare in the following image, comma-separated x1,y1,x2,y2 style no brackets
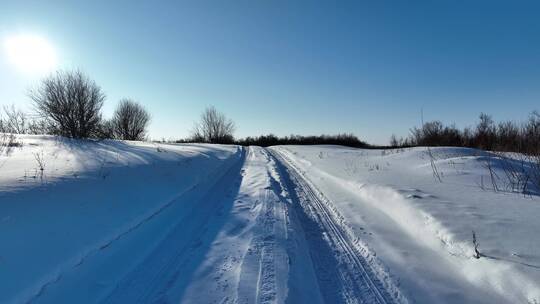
3,34,58,75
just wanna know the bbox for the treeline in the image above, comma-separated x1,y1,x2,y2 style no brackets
7,69,540,154
1,70,150,141
235,133,368,148
1,69,241,145
391,112,540,154
1,69,370,148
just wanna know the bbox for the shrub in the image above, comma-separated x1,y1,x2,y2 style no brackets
496,120,520,152
111,99,150,141
235,133,368,148
399,111,540,155
522,111,540,155
191,106,235,144
0,105,27,134
409,121,463,147
474,113,496,150
29,69,105,138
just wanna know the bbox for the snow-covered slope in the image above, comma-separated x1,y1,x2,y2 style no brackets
2,136,539,303
0,135,239,303
271,145,540,303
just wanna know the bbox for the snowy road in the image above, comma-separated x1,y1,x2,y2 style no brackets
29,146,400,304
270,149,398,304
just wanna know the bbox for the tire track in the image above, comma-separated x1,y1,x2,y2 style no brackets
237,148,287,304
269,148,397,304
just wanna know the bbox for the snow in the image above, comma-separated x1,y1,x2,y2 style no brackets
271,145,540,303
0,135,239,303
1,136,539,303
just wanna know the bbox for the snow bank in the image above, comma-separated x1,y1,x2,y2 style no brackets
0,135,238,304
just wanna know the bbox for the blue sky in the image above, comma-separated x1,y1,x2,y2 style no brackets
1,1,540,144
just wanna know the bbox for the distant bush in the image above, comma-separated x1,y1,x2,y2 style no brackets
390,112,540,193
521,111,540,155
495,120,521,152
29,69,105,139
191,106,235,144
0,105,54,136
0,105,27,134
474,113,497,150
173,133,368,148
409,121,463,147
111,99,150,141
393,111,540,155
236,133,368,148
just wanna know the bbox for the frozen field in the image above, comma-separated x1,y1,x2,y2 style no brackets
0,136,539,303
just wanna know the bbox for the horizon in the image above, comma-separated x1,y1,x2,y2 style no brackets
2,1,540,145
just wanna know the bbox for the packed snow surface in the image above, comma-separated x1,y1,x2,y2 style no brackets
0,136,539,303
273,145,540,304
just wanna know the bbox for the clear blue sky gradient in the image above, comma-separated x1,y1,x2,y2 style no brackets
1,1,540,144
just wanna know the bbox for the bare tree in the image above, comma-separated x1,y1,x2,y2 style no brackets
111,99,150,141
474,113,496,150
29,70,105,138
191,106,235,144
496,120,520,152
2,105,27,134
522,111,540,154
389,134,399,147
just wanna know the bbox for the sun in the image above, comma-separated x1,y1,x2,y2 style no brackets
3,34,58,75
